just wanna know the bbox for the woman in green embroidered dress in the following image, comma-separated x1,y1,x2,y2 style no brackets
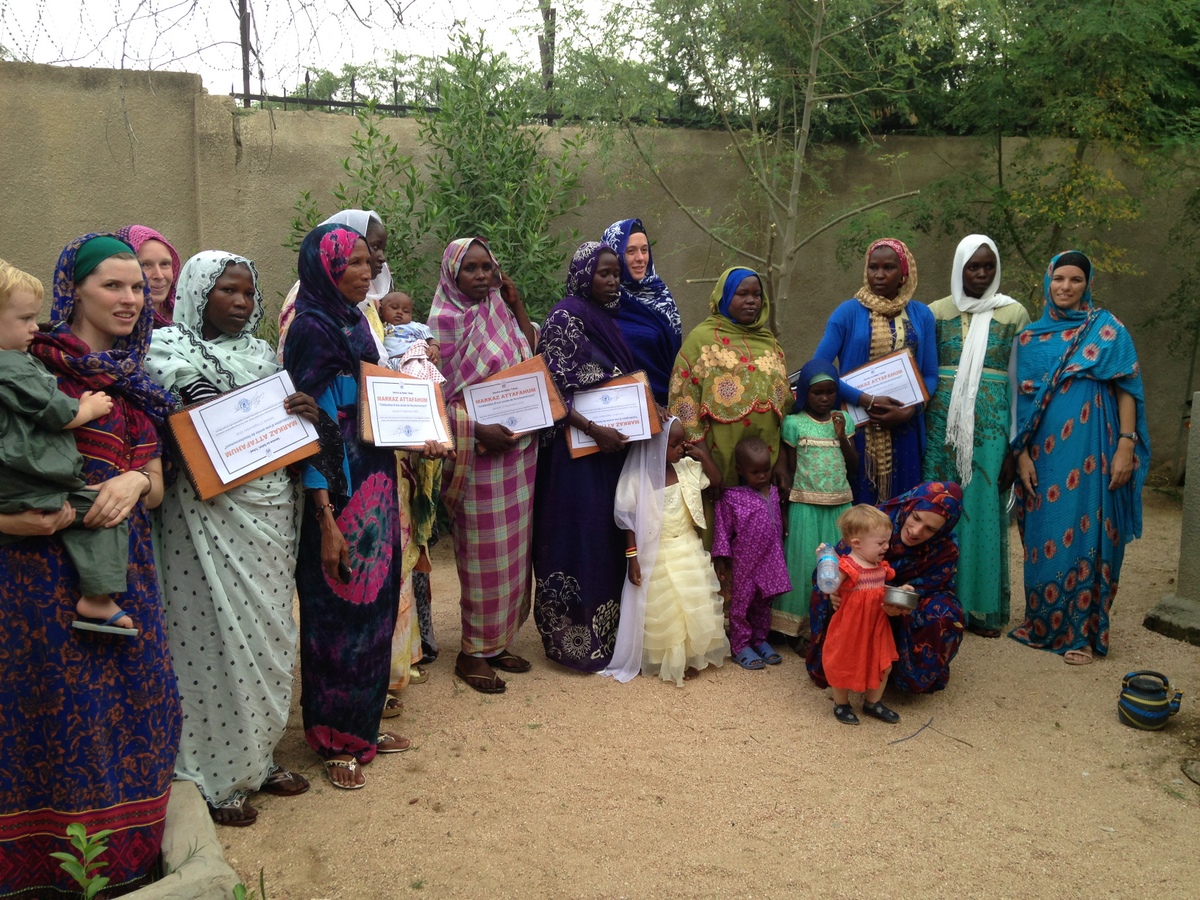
922,235,1030,637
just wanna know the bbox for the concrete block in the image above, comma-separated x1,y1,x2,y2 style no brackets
1143,595,1200,647
126,781,240,899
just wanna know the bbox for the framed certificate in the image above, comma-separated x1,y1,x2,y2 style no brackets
463,354,567,435
567,371,661,459
166,371,320,501
841,349,930,425
357,362,454,450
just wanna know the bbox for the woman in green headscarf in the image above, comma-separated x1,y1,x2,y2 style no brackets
668,268,791,519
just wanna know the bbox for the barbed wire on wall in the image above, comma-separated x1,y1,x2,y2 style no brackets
0,0,542,94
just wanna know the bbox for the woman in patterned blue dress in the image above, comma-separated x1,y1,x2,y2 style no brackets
1009,251,1148,665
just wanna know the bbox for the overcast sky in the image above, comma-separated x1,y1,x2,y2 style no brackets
0,0,563,95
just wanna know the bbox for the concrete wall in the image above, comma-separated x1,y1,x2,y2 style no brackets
0,60,1191,467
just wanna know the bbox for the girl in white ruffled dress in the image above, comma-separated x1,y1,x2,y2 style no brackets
605,418,730,686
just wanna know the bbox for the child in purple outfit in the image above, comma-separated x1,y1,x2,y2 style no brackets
712,436,792,669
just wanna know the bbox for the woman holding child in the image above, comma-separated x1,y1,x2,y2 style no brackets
807,480,965,695
147,251,316,824
534,241,636,671
0,234,181,894
429,237,540,694
668,267,791,530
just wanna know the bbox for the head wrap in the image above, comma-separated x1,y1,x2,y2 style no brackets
882,480,963,614
565,241,621,311
321,209,393,303
791,358,840,415
667,266,791,441
426,238,531,402
115,225,181,327
1043,250,1094,315
147,252,279,396
73,236,135,283
281,224,379,401
942,235,1019,485
600,218,681,337
853,238,919,500
714,268,759,322
1050,251,1091,282
30,232,174,424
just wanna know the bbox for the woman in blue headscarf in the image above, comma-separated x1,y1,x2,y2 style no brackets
601,218,681,405
1009,251,1148,665
770,358,859,640
668,267,791,526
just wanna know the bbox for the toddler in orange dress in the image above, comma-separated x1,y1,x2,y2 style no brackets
819,504,913,725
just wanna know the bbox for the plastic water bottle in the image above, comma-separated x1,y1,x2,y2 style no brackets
815,543,840,594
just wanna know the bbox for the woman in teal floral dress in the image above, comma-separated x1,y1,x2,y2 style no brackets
923,236,1029,637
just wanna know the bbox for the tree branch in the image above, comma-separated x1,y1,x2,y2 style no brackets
792,190,921,252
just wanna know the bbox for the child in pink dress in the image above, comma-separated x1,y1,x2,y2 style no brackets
712,436,791,669
819,504,912,725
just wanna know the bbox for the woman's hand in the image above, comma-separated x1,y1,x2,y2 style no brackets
868,399,916,428
883,585,916,617
320,508,350,584
998,451,1017,494
475,422,518,455
0,503,76,536
499,272,522,310
654,403,670,424
627,557,642,587
284,391,320,424
1017,449,1037,495
591,424,628,454
1110,440,1135,490
420,438,452,460
82,471,149,528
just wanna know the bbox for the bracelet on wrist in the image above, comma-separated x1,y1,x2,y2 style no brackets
135,467,153,496
625,547,638,558
1118,432,1138,444
584,420,594,436
313,502,335,520
865,396,875,412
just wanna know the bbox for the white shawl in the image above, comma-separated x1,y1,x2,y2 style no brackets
944,235,1017,485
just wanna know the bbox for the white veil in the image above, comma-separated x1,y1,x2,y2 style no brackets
602,419,671,682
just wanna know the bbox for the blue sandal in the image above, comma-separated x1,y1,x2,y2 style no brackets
754,641,782,665
734,647,765,670
72,610,138,637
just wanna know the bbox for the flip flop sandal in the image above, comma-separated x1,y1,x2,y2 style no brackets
72,610,138,637
323,757,364,790
258,767,310,797
209,796,258,826
455,664,507,694
375,732,412,753
485,650,533,673
754,642,783,665
734,647,765,670
381,694,404,718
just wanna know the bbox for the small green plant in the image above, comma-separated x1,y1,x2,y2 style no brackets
49,824,113,900
233,868,269,900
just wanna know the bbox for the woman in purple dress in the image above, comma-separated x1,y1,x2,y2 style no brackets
533,242,635,671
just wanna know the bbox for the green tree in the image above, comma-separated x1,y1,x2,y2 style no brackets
417,29,587,317
563,0,932,330
898,0,1200,300
288,102,433,298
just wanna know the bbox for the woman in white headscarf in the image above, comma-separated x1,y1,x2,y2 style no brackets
147,251,319,824
922,235,1030,637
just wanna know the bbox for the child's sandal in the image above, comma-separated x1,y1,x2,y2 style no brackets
734,647,765,670
861,700,900,724
833,703,860,725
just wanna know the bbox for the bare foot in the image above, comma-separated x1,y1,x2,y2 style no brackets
77,595,133,630
683,667,701,681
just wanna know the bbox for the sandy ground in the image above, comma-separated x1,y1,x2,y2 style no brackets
221,488,1200,899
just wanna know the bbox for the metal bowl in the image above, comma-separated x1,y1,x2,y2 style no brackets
883,585,918,610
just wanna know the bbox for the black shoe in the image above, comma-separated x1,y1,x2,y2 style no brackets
833,703,860,725
862,700,900,724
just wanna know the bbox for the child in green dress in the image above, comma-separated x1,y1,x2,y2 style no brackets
771,359,858,645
